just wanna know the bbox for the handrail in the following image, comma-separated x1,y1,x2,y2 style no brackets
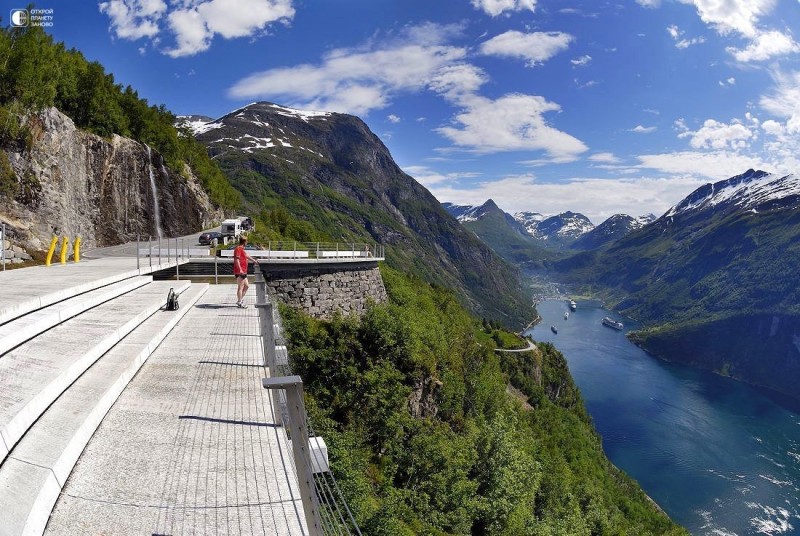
255,266,362,535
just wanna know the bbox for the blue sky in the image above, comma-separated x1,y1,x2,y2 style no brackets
23,0,800,222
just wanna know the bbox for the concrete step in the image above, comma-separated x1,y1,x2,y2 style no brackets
0,281,191,465
0,276,153,357
0,257,186,327
0,283,208,536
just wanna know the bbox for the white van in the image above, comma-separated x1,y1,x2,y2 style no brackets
220,218,242,238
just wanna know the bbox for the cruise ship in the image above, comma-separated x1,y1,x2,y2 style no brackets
602,317,624,330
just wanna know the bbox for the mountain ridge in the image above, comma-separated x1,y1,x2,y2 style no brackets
193,101,533,325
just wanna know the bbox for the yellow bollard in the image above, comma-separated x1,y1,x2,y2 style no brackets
60,236,69,264
45,236,58,266
73,236,81,263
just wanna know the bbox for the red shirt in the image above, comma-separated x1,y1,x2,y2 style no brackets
233,245,248,275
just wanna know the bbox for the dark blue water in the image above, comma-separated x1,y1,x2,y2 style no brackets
526,300,800,536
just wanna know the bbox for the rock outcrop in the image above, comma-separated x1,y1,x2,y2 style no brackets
0,107,222,252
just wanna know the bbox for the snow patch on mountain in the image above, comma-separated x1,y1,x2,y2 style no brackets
665,170,800,218
269,104,331,121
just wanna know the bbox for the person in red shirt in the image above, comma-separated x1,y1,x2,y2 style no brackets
233,236,259,308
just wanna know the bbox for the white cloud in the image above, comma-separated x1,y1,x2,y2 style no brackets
756,71,800,170
630,125,657,133
637,150,768,178
387,114,401,123
759,70,800,130
679,0,776,38
471,0,537,17
761,119,784,136
679,119,754,150
666,24,705,48
427,63,489,101
99,0,294,57
99,0,166,40
636,0,661,7
229,23,469,115
165,0,294,57
589,152,621,163
666,25,680,39
402,165,481,187
726,30,800,62
574,79,597,89
675,36,706,48
479,30,573,67
571,54,592,66
436,93,588,160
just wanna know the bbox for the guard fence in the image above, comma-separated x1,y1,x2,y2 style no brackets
254,265,362,536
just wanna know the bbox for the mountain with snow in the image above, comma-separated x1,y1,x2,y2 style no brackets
511,211,594,249
664,168,800,220
513,211,545,234
571,213,656,251
557,169,800,400
442,202,484,223
443,200,557,266
187,102,532,324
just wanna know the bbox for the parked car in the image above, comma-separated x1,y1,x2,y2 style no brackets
199,231,223,245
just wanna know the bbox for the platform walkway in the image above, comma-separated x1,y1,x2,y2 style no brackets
43,285,306,535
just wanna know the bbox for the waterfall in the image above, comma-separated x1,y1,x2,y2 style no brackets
146,145,163,239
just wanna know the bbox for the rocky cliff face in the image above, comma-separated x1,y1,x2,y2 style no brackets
0,107,222,252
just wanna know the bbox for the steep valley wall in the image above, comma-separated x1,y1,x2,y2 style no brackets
0,107,222,253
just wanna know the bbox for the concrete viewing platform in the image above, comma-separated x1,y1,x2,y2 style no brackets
0,258,308,535
43,286,306,534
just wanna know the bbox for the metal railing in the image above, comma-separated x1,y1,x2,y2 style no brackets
255,266,361,536
217,241,385,260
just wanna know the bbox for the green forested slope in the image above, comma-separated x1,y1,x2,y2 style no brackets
556,171,800,399
282,267,685,535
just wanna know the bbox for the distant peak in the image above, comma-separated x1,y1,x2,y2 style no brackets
665,169,799,218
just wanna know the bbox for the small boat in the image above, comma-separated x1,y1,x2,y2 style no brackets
564,312,569,320
551,325,558,334
602,317,624,330
569,299,577,311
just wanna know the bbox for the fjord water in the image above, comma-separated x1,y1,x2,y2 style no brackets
526,300,800,536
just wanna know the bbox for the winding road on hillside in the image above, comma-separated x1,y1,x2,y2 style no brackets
494,338,537,353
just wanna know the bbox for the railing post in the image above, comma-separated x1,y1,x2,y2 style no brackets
158,237,162,265
136,234,140,271
59,236,69,264
1,223,5,271
293,241,296,258
262,376,323,536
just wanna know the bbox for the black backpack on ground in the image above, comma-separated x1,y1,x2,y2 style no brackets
166,288,179,311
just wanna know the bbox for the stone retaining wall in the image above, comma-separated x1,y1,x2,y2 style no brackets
265,263,387,318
